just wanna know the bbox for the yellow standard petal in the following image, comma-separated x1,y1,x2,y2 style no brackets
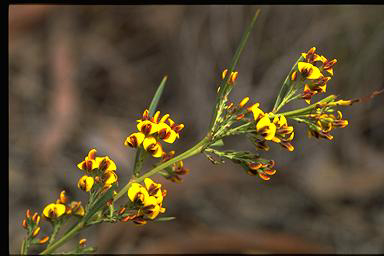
137,120,158,135
247,103,264,121
77,175,94,192
298,62,323,80
43,203,66,218
256,116,276,141
143,137,163,158
128,183,149,205
157,123,177,144
124,132,145,148
95,156,117,172
142,196,161,220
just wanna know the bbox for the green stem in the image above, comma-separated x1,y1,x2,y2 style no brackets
21,238,29,255
113,136,211,203
40,221,85,255
47,223,61,247
276,95,337,118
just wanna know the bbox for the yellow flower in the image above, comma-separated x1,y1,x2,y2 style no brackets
69,201,85,216
167,118,184,138
256,116,276,141
301,47,322,63
128,183,149,206
247,103,264,121
77,175,94,192
143,136,164,158
141,196,163,220
137,120,158,136
77,149,98,172
157,122,178,144
124,132,146,148
144,178,163,204
102,171,118,188
95,156,117,173
298,62,323,80
43,203,66,218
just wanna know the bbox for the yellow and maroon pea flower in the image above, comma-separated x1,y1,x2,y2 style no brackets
298,62,323,80
157,122,178,144
128,183,149,206
144,178,164,204
143,136,164,158
271,115,295,151
42,203,66,219
167,118,184,139
140,196,166,220
95,156,117,173
137,120,158,136
124,132,146,148
69,201,85,216
256,115,277,141
301,47,322,63
318,55,337,76
161,150,175,162
247,103,265,122
77,175,94,192
77,149,98,172
102,171,118,189
246,161,277,181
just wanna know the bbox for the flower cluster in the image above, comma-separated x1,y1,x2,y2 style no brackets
42,191,85,221
77,149,118,192
124,110,184,158
248,103,295,152
305,106,349,140
294,47,337,104
21,209,49,245
119,178,167,225
159,151,190,183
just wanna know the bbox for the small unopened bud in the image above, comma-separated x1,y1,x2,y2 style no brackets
22,219,28,229
59,190,69,204
79,238,87,247
222,69,228,80
118,207,126,215
32,227,41,237
291,71,297,81
258,172,271,181
39,236,49,244
239,97,249,108
230,71,238,84
26,209,31,219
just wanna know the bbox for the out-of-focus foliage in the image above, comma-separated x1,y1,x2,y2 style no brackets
9,5,384,254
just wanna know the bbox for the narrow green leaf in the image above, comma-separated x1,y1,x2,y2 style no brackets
209,9,261,130
153,216,176,222
148,75,168,116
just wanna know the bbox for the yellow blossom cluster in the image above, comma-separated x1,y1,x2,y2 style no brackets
21,209,49,244
247,103,294,151
293,47,337,104
119,178,167,225
42,190,85,220
77,149,118,192
124,110,184,158
306,109,349,140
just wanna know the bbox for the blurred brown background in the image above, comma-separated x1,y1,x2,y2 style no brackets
9,5,384,254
